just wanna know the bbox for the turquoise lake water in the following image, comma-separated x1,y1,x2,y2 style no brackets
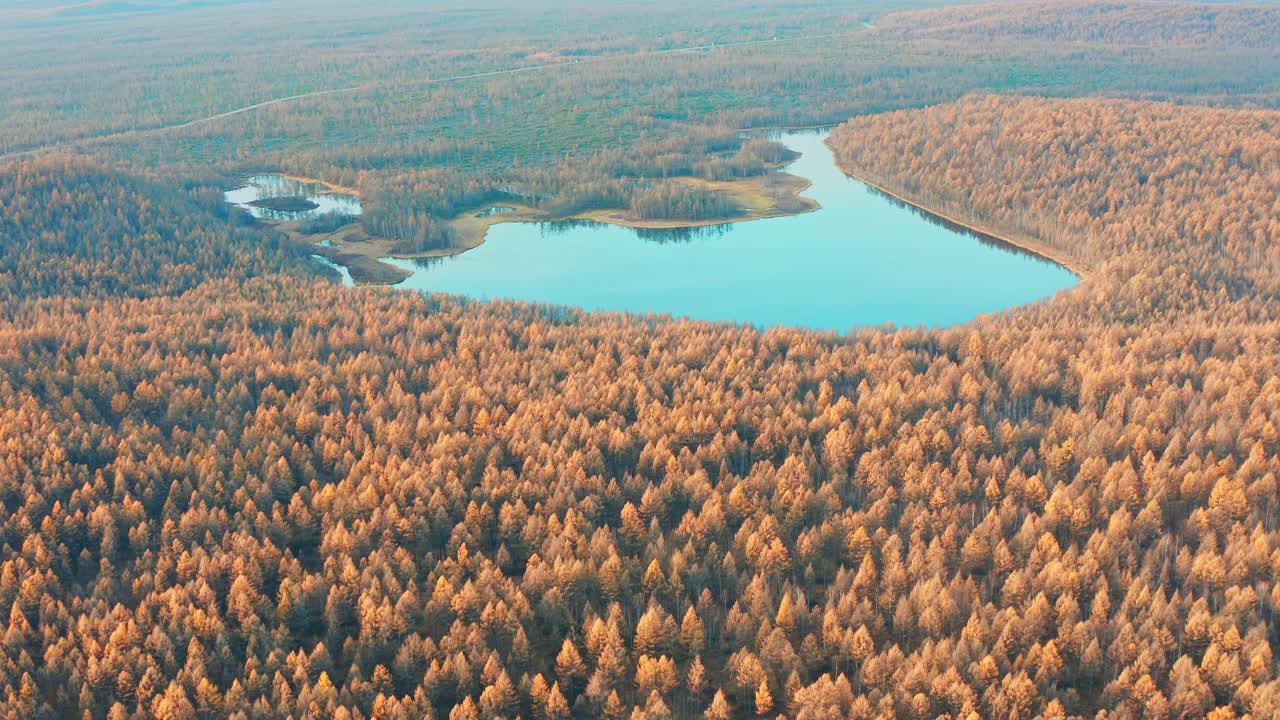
383,131,1077,331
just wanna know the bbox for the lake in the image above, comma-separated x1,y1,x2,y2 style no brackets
390,130,1078,331
225,174,362,221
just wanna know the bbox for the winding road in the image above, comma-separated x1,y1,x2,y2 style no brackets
0,30,865,163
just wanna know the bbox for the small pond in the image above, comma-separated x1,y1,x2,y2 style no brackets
225,174,363,221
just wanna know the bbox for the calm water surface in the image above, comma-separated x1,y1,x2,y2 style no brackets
225,174,362,221
386,131,1077,331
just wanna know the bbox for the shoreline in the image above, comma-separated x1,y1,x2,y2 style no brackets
275,172,359,196
236,171,360,197
310,153,823,284
355,185,822,284
261,131,1088,288
246,126,832,285
405,141,823,260
824,145,1087,279
738,122,838,133
571,174,819,231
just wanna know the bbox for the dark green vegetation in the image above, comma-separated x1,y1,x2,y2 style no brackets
298,212,357,235
249,197,321,213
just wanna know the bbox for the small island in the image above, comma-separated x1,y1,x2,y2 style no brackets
249,196,320,213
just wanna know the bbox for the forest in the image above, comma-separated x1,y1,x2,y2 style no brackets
827,96,1280,291
3,0,1278,256
876,1,1280,48
2,1,1280,719
2,93,1279,720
